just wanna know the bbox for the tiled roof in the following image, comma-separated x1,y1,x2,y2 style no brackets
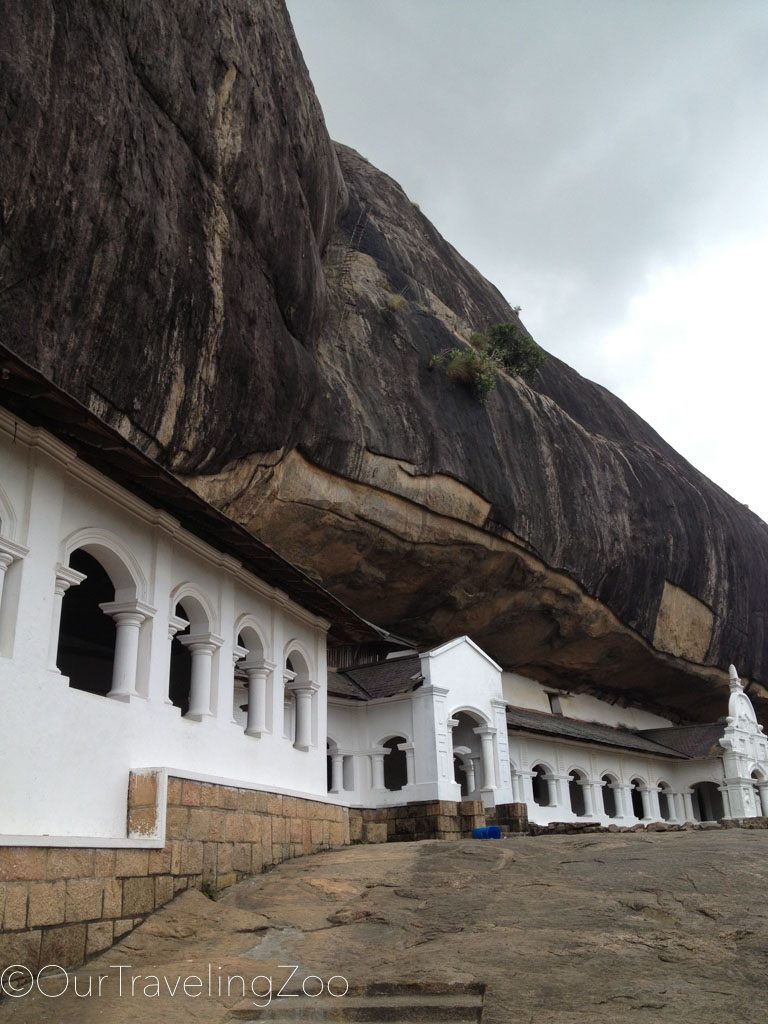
331,655,423,701
505,706,689,758
639,724,726,759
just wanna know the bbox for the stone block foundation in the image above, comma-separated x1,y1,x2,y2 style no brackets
0,773,362,973
356,799,486,842
1,781,494,973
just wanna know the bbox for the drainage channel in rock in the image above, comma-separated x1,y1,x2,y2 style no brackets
228,980,486,1021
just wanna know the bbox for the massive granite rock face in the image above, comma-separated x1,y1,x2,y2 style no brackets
2,0,767,720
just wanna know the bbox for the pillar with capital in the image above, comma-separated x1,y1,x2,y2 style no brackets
243,659,275,737
99,600,155,701
48,563,87,672
178,632,223,720
0,538,26,616
398,741,416,787
330,753,345,793
371,747,387,791
291,681,320,751
473,726,497,792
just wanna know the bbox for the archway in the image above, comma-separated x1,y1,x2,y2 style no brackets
568,769,588,817
383,736,408,791
657,781,673,821
57,549,116,696
169,592,214,718
601,773,618,818
751,770,768,816
691,781,725,822
451,710,488,791
531,764,553,807
284,646,315,751
630,778,645,819
236,622,269,735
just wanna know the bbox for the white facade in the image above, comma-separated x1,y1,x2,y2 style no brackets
0,410,329,840
3,405,768,847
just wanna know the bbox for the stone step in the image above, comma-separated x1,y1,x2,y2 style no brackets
229,986,484,1022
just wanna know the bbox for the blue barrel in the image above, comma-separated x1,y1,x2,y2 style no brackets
472,825,502,840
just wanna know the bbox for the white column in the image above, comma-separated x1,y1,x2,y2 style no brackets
464,759,477,794
589,780,604,816
245,660,274,738
330,754,344,794
639,786,653,821
99,600,154,701
646,786,661,821
616,783,633,819
178,633,223,720
164,614,189,708
231,643,248,723
581,779,595,817
672,792,686,822
682,789,695,822
398,742,416,787
371,748,386,791
48,563,86,672
474,726,497,790
292,682,319,751
0,550,15,610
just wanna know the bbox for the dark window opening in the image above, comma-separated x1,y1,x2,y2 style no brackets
531,764,550,807
631,783,645,819
601,779,617,818
57,550,115,696
169,603,192,715
383,737,408,791
569,774,586,816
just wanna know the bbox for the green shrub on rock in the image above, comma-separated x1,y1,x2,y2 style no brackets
485,322,545,382
430,346,501,402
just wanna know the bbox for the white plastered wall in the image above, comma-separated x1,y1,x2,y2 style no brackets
0,413,330,840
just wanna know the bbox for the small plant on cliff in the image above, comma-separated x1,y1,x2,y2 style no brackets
430,346,501,402
384,292,407,312
471,321,545,383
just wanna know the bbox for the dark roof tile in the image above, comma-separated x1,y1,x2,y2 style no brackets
505,706,689,758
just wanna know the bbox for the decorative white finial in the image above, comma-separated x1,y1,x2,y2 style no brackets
728,664,742,691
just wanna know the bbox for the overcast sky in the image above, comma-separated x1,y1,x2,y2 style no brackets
287,0,768,522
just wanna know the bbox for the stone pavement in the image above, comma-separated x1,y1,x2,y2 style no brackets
1,831,767,1022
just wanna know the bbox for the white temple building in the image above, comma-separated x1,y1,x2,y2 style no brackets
2,344,768,849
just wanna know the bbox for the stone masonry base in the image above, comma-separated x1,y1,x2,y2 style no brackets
0,779,491,974
359,799,486,842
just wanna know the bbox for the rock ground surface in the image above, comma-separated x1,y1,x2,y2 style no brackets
2,832,768,1023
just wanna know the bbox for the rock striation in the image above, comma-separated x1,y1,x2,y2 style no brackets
1,0,767,720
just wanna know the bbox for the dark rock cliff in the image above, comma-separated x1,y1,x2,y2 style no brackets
2,0,767,720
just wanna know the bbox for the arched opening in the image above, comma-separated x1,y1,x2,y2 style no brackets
630,778,645,819
657,782,672,821
236,624,268,734
531,764,552,807
168,593,214,718
451,711,487,793
57,550,116,696
601,774,618,818
327,740,334,793
568,769,587,817
383,736,408,791
169,602,194,715
751,770,768,816
691,781,724,822
284,648,314,750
